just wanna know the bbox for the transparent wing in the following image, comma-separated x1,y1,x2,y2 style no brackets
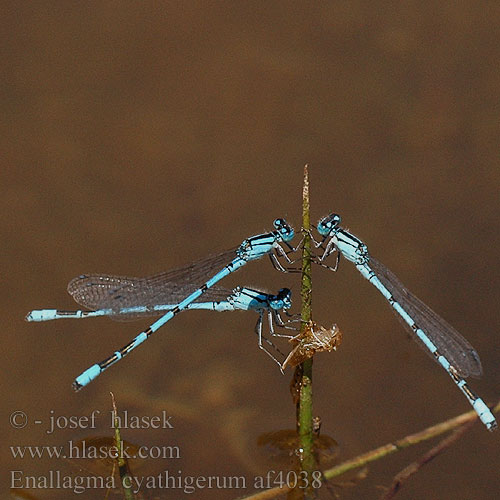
67,248,237,320
369,256,483,378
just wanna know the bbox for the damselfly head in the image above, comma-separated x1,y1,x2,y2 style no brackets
275,287,292,310
273,218,295,241
317,213,341,236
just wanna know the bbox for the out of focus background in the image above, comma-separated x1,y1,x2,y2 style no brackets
3,3,499,499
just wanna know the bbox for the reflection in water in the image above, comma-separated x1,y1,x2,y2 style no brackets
257,429,338,472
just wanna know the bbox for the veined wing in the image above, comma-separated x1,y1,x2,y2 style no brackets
369,256,482,378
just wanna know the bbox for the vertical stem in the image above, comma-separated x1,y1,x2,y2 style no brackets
111,393,135,500
300,166,312,335
296,165,317,498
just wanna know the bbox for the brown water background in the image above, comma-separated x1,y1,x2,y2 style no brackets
2,3,499,499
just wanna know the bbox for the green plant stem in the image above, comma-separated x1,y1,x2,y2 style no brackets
111,393,135,500
295,165,316,499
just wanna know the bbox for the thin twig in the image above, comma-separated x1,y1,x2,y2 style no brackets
381,418,476,499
